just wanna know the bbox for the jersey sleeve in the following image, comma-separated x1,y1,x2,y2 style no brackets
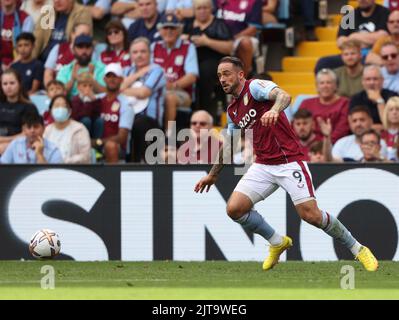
249,79,278,101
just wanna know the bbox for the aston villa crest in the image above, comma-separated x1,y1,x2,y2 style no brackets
243,93,249,106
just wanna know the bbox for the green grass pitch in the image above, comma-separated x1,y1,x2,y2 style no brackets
0,261,398,299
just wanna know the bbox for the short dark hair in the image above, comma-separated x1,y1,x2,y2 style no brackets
218,56,244,71
22,110,43,127
310,140,323,154
46,80,65,90
16,32,35,44
349,105,372,118
49,94,72,110
293,108,313,120
360,129,380,144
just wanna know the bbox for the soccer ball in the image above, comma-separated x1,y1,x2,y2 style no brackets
29,229,61,259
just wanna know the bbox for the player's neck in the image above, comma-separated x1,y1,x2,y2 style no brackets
106,90,119,100
233,80,245,98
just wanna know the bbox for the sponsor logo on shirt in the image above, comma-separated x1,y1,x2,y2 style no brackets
217,10,246,22
26,69,32,76
238,108,257,128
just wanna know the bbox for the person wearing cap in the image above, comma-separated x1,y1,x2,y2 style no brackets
127,0,163,44
152,13,199,133
43,22,92,87
96,62,135,163
56,34,106,98
121,37,166,162
33,0,93,63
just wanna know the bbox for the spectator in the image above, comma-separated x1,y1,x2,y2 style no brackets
152,13,199,132
56,34,106,97
11,32,44,95
44,22,92,87
292,109,320,161
334,40,364,98
0,111,63,164
315,0,390,73
326,105,387,162
298,69,350,144
165,0,194,20
0,69,38,155
33,0,93,63
358,129,386,162
214,0,262,76
0,0,34,70
384,0,399,11
177,110,221,164
21,0,53,27
42,80,67,125
292,0,317,41
97,63,135,163
366,10,399,65
380,42,399,92
71,72,103,139
309,141,325,163
111,0,140,30
350,64,397,128
183,0,233,119
43,94,92,163
77,0,111,41
381,96,399,161
262,0,278,25
122,37,166,162
127,0,162,44
101,20,131,68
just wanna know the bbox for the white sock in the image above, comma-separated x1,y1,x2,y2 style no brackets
268,232,284,246
350,241,363,256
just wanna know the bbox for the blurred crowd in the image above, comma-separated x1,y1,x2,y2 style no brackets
0,0,398,164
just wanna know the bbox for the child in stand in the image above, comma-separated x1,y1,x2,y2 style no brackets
71,72,104,139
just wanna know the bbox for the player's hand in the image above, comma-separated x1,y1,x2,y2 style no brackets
194,174,218,193
261,110,279,127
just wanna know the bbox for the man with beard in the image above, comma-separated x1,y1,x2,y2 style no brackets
56,34,106,98
315,0,390,72
327,105,388,161
334,40,364,98
292,109,320,161
194,56,378,272
96,63,135,163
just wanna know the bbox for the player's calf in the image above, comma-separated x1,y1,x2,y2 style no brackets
295,200,322,227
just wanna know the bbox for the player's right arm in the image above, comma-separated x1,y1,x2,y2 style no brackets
194,115,239,193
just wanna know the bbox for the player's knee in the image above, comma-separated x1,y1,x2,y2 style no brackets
226,203,246,220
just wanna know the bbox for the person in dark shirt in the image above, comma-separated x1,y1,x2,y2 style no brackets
350,64,397,129
315,0,390,73
11,32,44,95
127,0,162,44
183,0,233,118
0,68,38,154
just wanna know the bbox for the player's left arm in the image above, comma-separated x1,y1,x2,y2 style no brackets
260,87,292,127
